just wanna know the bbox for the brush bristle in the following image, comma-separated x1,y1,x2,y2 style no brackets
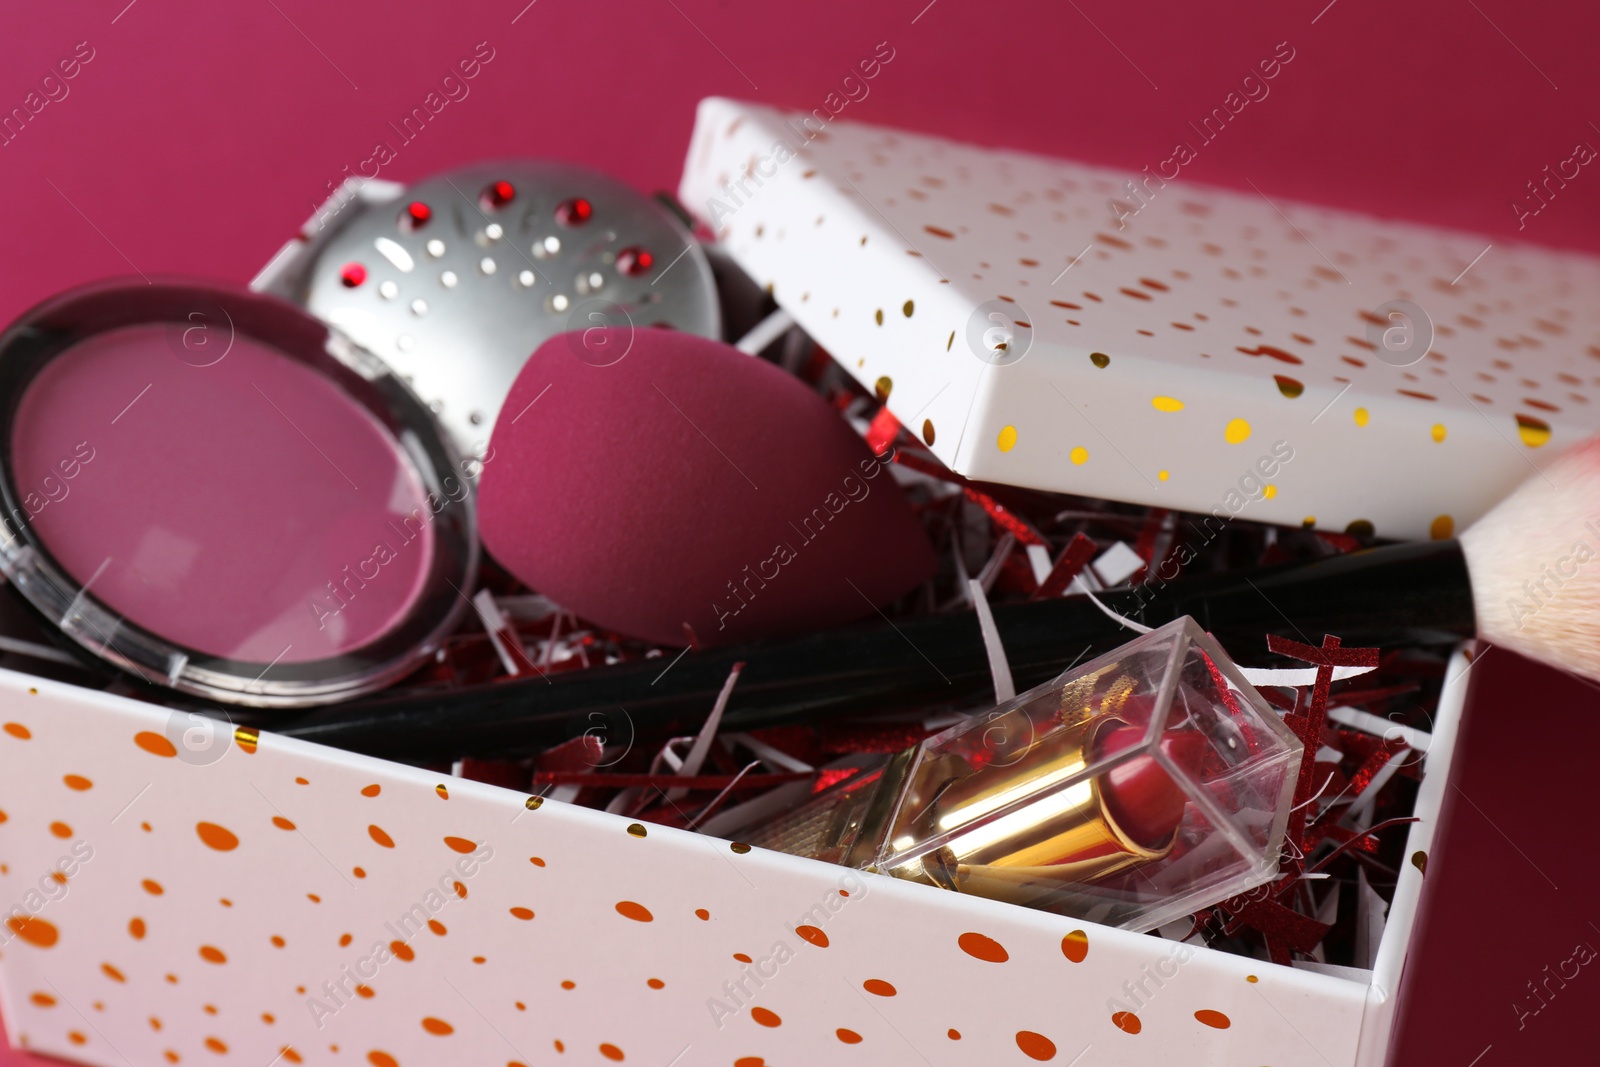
1462,437,1600,682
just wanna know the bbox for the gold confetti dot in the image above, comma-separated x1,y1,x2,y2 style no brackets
196,822,238,851
626,823,648,838
795,925,829,947
1016,1031,1057,1060
997,425,1018,452
2,915,54,947
1151,396,1184,412
1274,375,1304,398
1263,484,1277,499
1431,423,1447,443
874,376,893,401
958,932,1009,962
922,419,936,446
1069,446,1088,465
1516,413,1552,447
874,309,884,325
1354,407,1370,427
1089,352,1109,368
1061,930,1089,963
1346,519,1375,537
902,300,914,317
134,731,174,756
1430,514,1454,540
1223,418,1251,444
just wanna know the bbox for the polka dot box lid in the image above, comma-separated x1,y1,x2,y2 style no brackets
679,96,1600,541
0,642,1470,1065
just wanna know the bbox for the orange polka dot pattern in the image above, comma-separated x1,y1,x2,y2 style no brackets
0,682,1335,1064
680,98,1596,541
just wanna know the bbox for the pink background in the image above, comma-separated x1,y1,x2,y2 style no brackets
3,0,1599,1061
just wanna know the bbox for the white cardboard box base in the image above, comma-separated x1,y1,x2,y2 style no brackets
0,645,1468,1066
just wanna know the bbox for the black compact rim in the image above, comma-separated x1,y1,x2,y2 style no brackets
0,277,478,707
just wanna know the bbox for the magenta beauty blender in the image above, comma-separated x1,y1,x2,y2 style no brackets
477,328,937,647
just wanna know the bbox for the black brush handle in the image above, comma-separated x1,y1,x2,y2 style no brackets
275,540,1475,762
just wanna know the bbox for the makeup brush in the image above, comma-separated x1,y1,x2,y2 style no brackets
277,437,1600,762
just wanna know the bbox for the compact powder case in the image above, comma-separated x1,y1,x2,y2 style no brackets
254,161,722,455
0,280,478,707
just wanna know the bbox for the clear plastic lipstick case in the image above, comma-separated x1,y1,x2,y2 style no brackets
745,617,1302,932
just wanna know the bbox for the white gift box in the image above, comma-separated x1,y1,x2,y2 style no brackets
0,639,1470,1067
678,97,1600,541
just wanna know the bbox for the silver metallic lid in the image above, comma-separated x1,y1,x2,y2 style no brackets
254,161,721,455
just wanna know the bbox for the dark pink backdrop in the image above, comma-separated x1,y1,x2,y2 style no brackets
3,0,1599,1062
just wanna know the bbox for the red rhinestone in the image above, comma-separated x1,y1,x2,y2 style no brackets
615,247,653,276
404,201,432,227
484,181,515,208
340,263,367,288
555,198,593,226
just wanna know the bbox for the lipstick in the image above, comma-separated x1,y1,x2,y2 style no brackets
738,617,1301,931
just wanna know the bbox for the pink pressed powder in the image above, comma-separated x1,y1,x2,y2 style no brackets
10,323,437,664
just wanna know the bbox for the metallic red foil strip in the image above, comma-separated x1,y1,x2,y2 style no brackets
865,407,902,455
961,486,1048,546
1305,816,1421,874
1033,532,1099,598
1345,736,1407,800
1268,634,1381,852
1128,507,1171,584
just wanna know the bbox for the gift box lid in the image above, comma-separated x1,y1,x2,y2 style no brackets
679,97,1600,541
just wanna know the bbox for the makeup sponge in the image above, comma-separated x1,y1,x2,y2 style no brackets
477,328,937,647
